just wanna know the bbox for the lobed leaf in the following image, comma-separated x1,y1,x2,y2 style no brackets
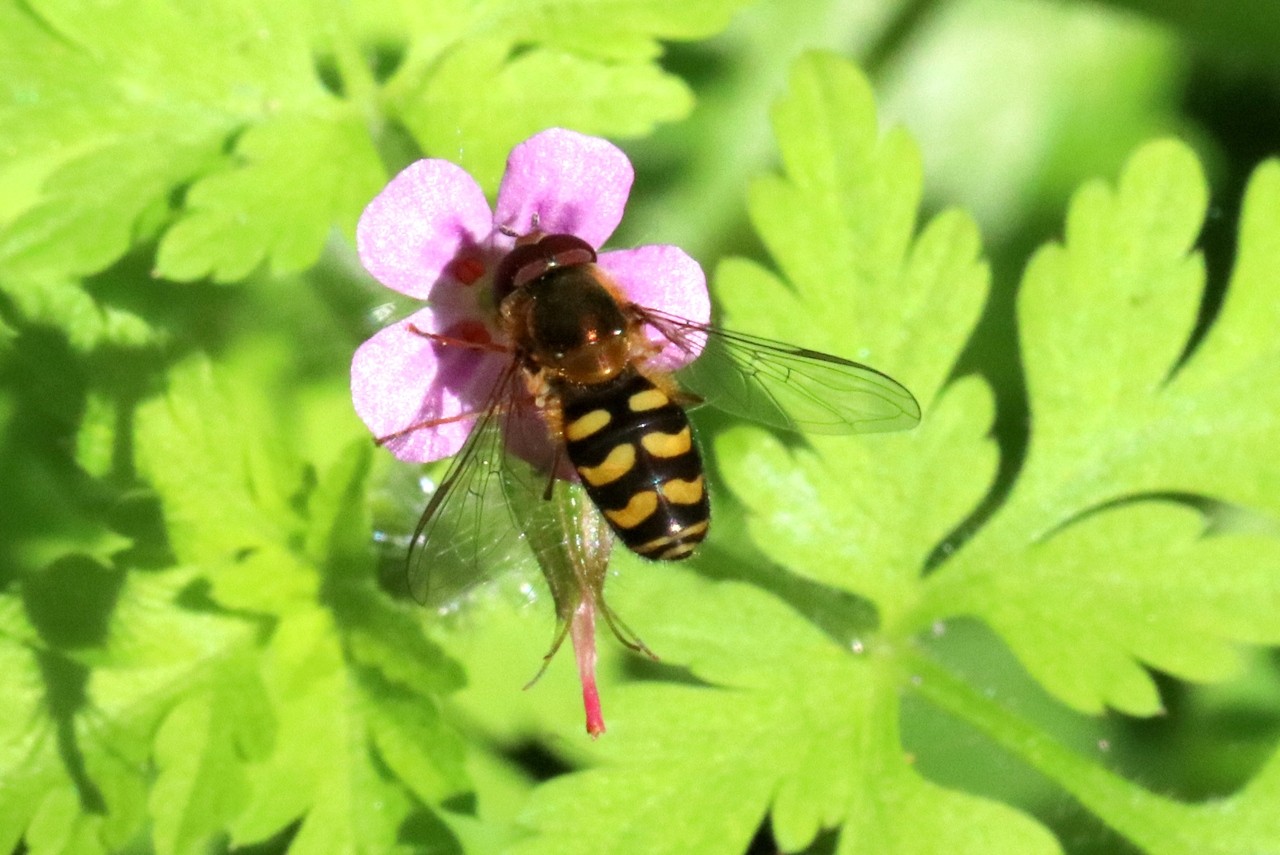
148,655,272,855
401,40,695,191
134,356,304,563
714,51,993,621
514,571,1060,855
919,147,1280,715
154,114,386,282
511,51,1280,855
2,351,467,852
0,0,328,281
0,0,750,289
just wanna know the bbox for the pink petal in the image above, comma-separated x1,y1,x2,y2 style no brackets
351,306,508,463
503,405,572,479
599,245,710,371
494,129,633,249
357,160,495,300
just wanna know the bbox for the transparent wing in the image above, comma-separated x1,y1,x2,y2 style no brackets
636,306,921,434
406,361,541,608
516,481,656,665
514,478,607,622
405,360,610,613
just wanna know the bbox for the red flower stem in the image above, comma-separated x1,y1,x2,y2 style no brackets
570,592,605,737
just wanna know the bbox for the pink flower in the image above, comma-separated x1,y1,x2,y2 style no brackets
351,129,709,736
351,128,710,464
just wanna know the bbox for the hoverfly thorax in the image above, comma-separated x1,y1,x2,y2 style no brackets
497,233,632,385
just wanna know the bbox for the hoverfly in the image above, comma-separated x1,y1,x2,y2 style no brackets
382,228,921,624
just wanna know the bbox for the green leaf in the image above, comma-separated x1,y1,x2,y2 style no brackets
126,356,466,850
913,655,1280,855
154,114,385,282
0,0,335,281
0,604,52,853
917,146,1280,716
399,39,694,191
134,356,304,564
223,610,339,845
359,671,469,806
392,0,751,180
736,50,988,405
73,392,117,480
0,579,212,855
0,277,159,352
338,585,466,700
714,50,993,624
0,140,217,279
930,502,1280,716
512,572,1059,855
305,438,374,571
511,51,1280,855
481,0,746,60
229,603,463,854
25,790,108,855
0,0,749,284
715,373,996,624
148,653,273,855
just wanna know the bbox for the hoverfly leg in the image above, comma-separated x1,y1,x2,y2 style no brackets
672,389,704,408
642,365,703,410
541,445,564,502
406,323,510,354
523,617,574,690
597,597,659,661
375,408,493,446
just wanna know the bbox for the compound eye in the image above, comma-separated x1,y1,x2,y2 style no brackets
493,233,598,298
493,243,543,298
538,233,596,269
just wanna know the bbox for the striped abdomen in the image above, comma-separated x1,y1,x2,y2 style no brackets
559,369,709,561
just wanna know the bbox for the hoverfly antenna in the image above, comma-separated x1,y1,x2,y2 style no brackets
497,211,542,241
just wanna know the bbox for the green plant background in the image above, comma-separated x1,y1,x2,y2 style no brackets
2,1,1278,854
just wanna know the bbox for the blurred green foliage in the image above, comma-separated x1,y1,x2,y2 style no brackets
2,1,1278,854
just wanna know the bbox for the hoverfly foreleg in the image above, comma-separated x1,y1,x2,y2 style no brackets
375,408,497,446
406,323,510,354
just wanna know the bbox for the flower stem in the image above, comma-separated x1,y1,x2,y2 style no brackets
570,592,605,737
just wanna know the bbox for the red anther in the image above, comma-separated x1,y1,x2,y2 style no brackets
450,255,486,285
442,320,493,346
432,318,486,345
